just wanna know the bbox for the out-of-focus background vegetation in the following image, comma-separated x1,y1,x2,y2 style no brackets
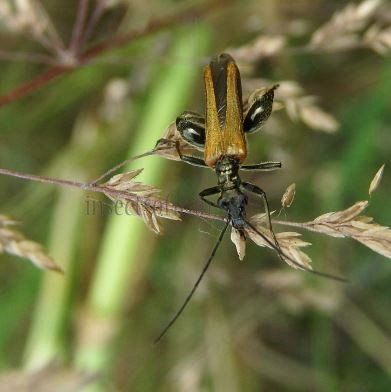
0,0,390,391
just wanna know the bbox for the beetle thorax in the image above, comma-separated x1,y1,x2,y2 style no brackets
215,156,241,188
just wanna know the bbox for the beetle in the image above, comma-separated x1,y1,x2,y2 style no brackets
154,53,344,342
176,53,281,237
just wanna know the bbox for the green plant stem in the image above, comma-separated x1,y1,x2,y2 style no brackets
74,26,209,375
21,112,107,369
23,168,85,369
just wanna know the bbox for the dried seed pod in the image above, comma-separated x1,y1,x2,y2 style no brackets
0,215,62,272
246,220,312,270
103,169,181,233
369,164,385,196
231,227,246,260
310,0,382,50
295,200,391,259
281,183,296,209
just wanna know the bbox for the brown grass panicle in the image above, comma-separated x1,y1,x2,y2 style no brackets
0,214,62,272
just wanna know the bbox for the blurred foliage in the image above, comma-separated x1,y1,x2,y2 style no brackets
0,0,390,391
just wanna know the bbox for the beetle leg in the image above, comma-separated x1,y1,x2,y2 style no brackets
241,161,281,171
199,186,221,209
241,181,281,252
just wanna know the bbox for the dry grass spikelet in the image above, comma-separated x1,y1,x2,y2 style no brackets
0,0,56,44
246,217,312,270
231,227,246,261
369,164,385,195
301,201,391,259
364,25,391,54
281,183,296,209
102,169,181,234
0,214,62,272
279,89,339,133
310,0,383,50
228,35,286,63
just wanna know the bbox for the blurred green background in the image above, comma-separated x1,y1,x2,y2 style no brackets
0,0,390,391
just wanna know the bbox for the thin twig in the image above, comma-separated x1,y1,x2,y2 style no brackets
22,32,60,55
89,150,156,186
0,66,71,107
0,0,231,107
0,166,326,233
272,219,308,229
82,0,105,47
19,1,67,56
0,167,225,222
0,51,57,65
70,0,90,54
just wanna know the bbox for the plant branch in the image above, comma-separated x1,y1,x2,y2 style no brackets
82,0,105,47
0,167,332,231
272,219,309,229
0,0,230,107
0,51,57,65
0,167,225,222
70,0,90,54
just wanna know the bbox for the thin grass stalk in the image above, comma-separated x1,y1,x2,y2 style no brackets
23,169,85,369
205,299,240,392
310,314,339,392
74,26,210,376
335,298,391,375
337,59,391,206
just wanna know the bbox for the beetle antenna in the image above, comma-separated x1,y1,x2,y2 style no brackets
245,220,347,282
154,220,230,344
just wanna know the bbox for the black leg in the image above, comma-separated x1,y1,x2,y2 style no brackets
175,141,208,168
199,186,221,209
241,161,281,171
241,181,281,253
181,155,208,168
155,138,208,168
